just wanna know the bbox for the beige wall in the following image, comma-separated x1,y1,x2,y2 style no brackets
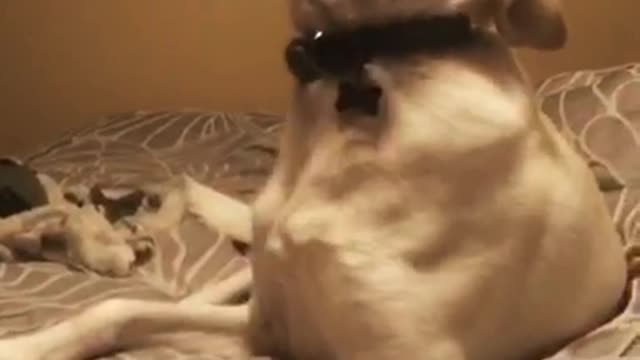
519,0,640,81
1,1,639,155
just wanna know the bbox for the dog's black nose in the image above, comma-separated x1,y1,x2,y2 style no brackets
285,39,322,84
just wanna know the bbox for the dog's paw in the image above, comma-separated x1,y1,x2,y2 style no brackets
64,206,155,277
128,234,155,267
69,241,136,277
181,175,227,221
75,237,154,277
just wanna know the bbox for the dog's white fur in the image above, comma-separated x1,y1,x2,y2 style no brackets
0,0,628,359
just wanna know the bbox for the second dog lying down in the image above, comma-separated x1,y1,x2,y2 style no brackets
0,0,629,359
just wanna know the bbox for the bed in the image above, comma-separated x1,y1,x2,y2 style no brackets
1,63,640,359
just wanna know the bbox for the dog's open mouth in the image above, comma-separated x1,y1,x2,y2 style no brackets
285,13,476,116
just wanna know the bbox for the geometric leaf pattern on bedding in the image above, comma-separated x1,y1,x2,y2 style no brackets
538,63,640,359
1,111,283,359
25,110,282,201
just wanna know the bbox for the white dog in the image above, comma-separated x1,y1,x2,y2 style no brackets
0,0,629,359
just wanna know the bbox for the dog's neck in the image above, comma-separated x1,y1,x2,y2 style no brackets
285,14,476,115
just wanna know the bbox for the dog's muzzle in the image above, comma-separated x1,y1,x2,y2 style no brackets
285,14,475,116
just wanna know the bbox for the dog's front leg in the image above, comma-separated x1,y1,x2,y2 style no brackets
179,170,288,306
0,300,249,360
180,266,253,305
183,176,253,245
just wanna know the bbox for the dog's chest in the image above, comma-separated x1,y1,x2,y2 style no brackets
247,182,444,359
250,233,424,360
249,237,338,359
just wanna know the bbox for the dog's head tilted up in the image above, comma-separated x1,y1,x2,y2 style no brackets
280,0,568,172
289,0,566,49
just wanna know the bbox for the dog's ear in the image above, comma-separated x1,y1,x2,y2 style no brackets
494,0,567,50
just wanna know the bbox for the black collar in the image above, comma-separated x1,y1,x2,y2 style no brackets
285,14,475,115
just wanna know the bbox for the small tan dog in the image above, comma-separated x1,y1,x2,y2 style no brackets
0,0,629,359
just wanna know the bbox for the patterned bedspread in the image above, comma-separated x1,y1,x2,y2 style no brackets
2,111,281,359
1,63,640,358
